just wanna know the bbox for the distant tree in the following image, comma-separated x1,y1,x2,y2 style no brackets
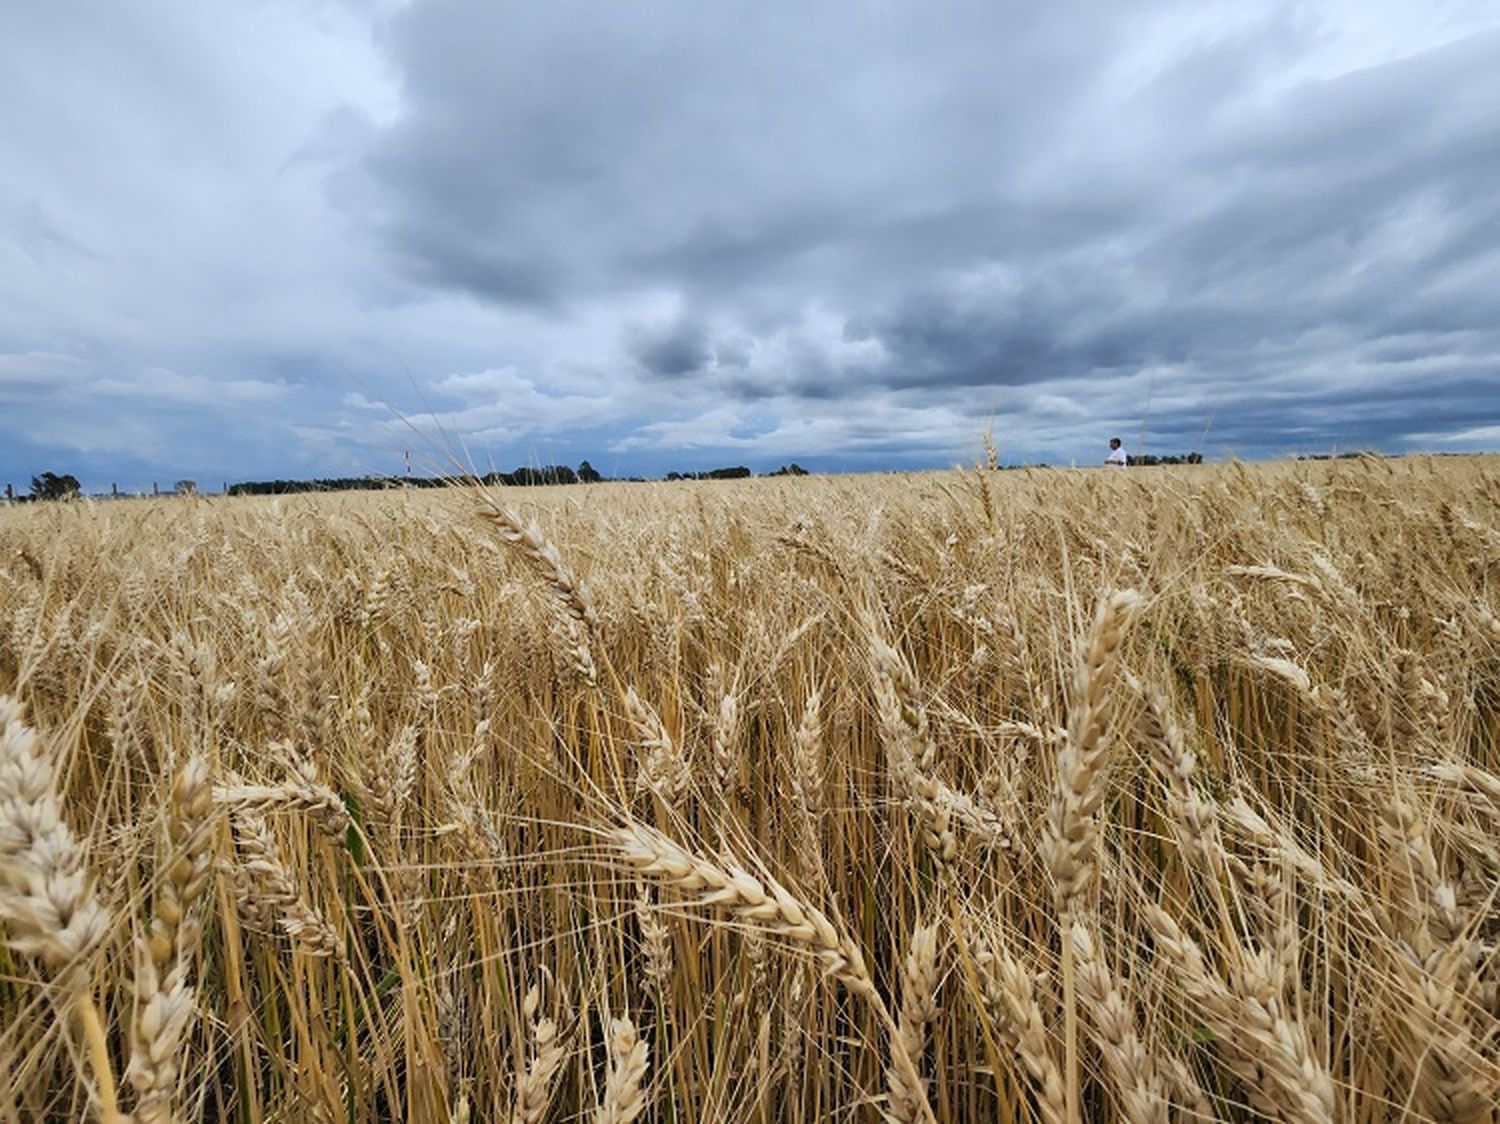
577,460,602,483
30,472,80,501
768,463,808,476
174,479,198,495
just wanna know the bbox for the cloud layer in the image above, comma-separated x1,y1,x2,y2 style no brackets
4,0,1499,490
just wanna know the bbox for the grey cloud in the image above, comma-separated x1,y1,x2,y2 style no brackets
0,351,91,401
1146,372,1500,456
5,0,1500,489
352,1,1150,308
387,235,560,308
713,336,752,368
346,2,1500,465
841,27,1500,402
627,319,712,378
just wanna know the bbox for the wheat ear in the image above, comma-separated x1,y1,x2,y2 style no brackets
478,502,598,635
635,888,673,1000
1425,760,1500,816
362,724,418,830
611,821,875,999
791,687,825,815
705,661,742,796
1137,684,1221,872
594,1016,650,1124
228,810,344,960
868,630,956,865
1390,942,1500,1124
1067,921,1169,1124
0,695,122,1122
885,922,941,1124
213,741,351,839
479,503,600,686
1145,905,1335,1123
509,982,567,1124
622,688,692,805
1380,794,1462,948
982,937,1067,1124
869,630,1011,859
127,752,216,1124
611,820,938,1124
789,688,829,888
1045,590,1141,914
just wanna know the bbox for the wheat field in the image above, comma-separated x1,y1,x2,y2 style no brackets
1,457,1497,1123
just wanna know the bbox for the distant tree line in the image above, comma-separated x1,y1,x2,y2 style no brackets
662,464,812,480
25,449,1302,504
981,452,1206,470
224,459,787,496
228,476,425,496
225,467,585,496
664,466,751,481
1125,452,1204,466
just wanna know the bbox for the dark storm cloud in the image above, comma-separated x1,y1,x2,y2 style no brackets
627,318,712,378
389,237,560,308
356,1,1145,307
343,2,1500,462
1143,373,1500,456
859,268,1156,391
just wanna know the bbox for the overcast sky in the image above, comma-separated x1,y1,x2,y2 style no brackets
3,1,1499,491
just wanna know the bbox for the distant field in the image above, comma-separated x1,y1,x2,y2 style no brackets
1,457,1498,1122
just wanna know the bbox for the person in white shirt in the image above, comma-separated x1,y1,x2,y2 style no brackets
1105,437,1128,467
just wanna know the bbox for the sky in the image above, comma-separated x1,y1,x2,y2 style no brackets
3,0,1499,492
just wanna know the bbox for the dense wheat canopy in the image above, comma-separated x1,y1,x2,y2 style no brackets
1,457,1498,1123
